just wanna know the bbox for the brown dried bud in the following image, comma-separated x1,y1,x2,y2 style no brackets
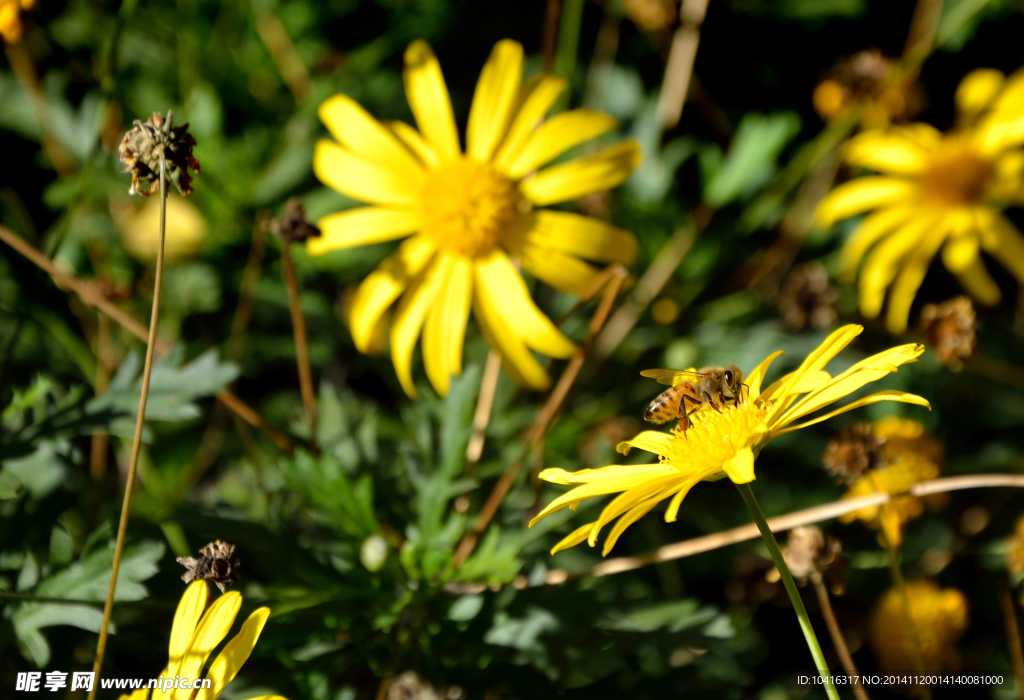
777,262,837,332
269,198,322,244
176,540,240,593
774,526,842,584
920,296,977,370
813,48,921,128
118,110,201,197
823,423,884,484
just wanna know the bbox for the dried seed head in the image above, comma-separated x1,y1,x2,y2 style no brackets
176,539,240,593
770,526,842,584
823,423,884,484
118,110,201,197
920,296,977,369
269,198,322,244
777,262,838,332
813,48,920,128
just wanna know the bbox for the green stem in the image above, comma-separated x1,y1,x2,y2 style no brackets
736,482,841,700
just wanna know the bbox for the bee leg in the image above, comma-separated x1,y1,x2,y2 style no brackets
719,390,730,408
703,391,722,412
678,393,697,438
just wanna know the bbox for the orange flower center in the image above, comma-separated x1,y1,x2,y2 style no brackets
919,141,993,206
419,158,520,258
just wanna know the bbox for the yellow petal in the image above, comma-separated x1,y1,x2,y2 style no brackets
765,325,862,426
525,210,638,265
839,205,916,282
313,140,422,206
391,254,450,397
588,476,684,546
467,40,524,162
616,430,673,456
878,506,904,548
119,689,150,700
758,369,831,403
537,463,671,485
602,497,664,555
949,250,1001,306
858,215,938,319
722,447,755,484
530,464,676,523
319,94,425,176
422,254,472,396
349,236,436,353
816,178,916,228
504,110,619,178
519,140,642,206
843,131,929,175
745,350,785,399
956,68,1005,116
473,281,550,390
518,245,604,296
550,521,597,554
309,208,420,255
979,211,1024,282
173,592,242,700
404,40,460,162
167,581,208,678
493,75,568,171
389,120,440,168
779,344,925,428
475,251,576,358
885,229,947,333
663,479,700,522
195,608,270,700
776,390,931,434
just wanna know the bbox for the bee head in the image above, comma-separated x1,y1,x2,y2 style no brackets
724,364,744,394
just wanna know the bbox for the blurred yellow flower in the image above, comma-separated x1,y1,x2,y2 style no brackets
839,417,944,547
119,581,286,700
817,67,1024,333
531,325,928,555
1006,514,1024,582
113,196,207,263
0,0,34,43
309,39,642,397
869,579,968,673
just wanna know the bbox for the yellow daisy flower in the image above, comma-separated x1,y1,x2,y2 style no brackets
817,68,1024,333
838,417,945,547
310,39,642,396
531,325,929,554
119,581,286,700
869,579,968,673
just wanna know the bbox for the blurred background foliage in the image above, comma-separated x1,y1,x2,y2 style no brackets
1,0,1024,698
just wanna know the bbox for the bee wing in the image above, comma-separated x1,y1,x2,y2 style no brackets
640,368,703,386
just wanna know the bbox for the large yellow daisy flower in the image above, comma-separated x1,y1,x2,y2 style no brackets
817,68,1024,333
118,581,286,700
310,39,642,396
530,325,928,555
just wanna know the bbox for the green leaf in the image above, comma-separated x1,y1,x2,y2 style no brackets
703,112,802,208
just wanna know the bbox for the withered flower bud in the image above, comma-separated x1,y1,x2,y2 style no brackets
777,526,842,582
176,540,240,593
919,296,977,370
777,262,838,332
813,48,921,128
269,198,322,244
822,423,884,484
118,110,201,197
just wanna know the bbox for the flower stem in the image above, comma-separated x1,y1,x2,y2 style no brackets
280,241,318,452
88,155,169,700
812,573,871,700
735,482,840,700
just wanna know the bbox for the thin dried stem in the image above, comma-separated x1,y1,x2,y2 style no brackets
539,474,1024,584
656,0,711,129
281,242,318,452
466,350,503,471
88,157,169,699
252,8,311,101
902,0,944,68
540,0,561,74
452,267,628,568
0,224,295,453
1000,581,1024,700
811,573,871,700
592,208,708,362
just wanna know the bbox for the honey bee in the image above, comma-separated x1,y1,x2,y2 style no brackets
641,364,745,434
